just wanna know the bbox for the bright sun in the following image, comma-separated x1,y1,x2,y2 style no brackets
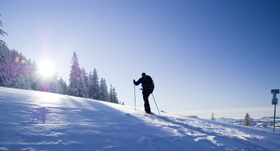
38,60,56,78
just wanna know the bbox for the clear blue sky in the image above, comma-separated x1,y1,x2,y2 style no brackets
1,0,280,119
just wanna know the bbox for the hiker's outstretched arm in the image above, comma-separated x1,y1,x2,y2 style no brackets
134,78,143,86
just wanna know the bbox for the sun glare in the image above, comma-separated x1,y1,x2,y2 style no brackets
38,60,55,78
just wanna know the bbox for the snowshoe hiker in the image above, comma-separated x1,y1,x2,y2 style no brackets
133,73,154,114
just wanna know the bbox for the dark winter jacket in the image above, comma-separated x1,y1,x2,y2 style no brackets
134,75,154,91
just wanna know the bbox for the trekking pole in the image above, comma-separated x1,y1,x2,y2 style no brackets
134,84,136,110
151,93,160,115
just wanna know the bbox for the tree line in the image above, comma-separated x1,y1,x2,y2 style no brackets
0,43,119,103
0,15,120,104
67,52,119,103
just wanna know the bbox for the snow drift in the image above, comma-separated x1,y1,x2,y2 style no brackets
0,87,280,151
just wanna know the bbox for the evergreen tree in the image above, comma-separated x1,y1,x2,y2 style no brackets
0,43,9,85
12,56,31,89
239,119,242,125
29,60,41,91
109,84,113,103
244,113,252,126
99,78,109,102
3,49,15,86
0,45,32,89
109,84,119,104
6,50,31,89
0,14,8,36
68,52,80,96
112,87,119,104
0,14,8,46
81,68,89,94
211,113,216,121
49,73,59,93
88,68,100,100
68,52,87,97
58,77,67,94
80,68,88,97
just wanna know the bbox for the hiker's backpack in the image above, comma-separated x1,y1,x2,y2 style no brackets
145,75,154,91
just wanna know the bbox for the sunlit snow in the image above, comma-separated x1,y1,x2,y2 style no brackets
0,87,280,150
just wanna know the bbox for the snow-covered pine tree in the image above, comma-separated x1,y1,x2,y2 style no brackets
0,45,32,89
109,84,113,103
211,113,216,121
81,68,89,93
0,14,10,86
80,68,88,98
109,84,119,104
29,60,41,91
0,14,8,36
99,78,109,102
88,68,100,100
0,42,8,85
68,52,80,96
112,87,119,104
0,14,7,84
3,48,15,87
0,17,7,84
0,14,8,46
9,51,31,89
239,119,242,125
87,71,93,97
49,73,60,93
58,77,67,94
68,52,87,97
244,113,252,126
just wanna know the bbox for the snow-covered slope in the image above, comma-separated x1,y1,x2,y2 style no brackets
0,87,280,151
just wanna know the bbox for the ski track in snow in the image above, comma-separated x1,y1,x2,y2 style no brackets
0,87,280,151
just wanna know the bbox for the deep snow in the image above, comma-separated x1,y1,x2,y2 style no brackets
0,87,280,151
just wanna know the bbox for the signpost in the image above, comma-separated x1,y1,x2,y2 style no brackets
271,89,279,132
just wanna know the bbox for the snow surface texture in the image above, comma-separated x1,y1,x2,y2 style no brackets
0,87,280,151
